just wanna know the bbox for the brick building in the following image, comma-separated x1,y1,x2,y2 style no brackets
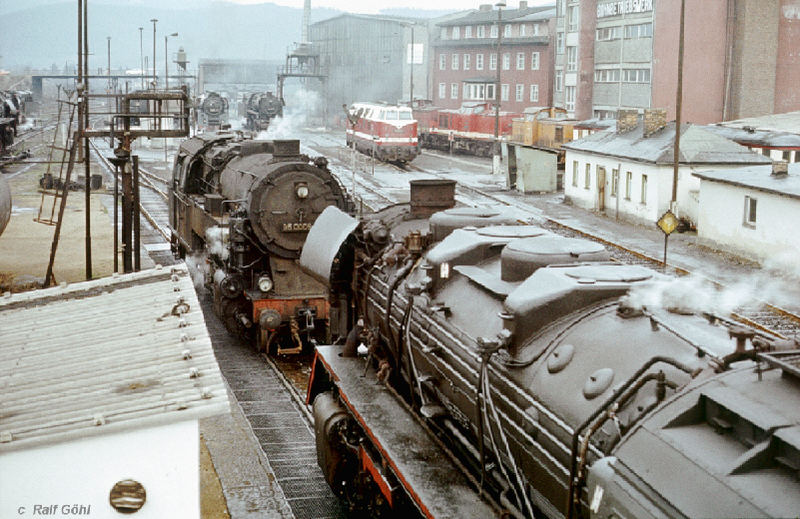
551,0,800,123
432,2,556,113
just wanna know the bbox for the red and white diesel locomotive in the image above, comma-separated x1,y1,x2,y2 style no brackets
345,102,419,163
414,101,521,157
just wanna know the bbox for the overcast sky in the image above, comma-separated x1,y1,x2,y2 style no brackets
230,0,553,15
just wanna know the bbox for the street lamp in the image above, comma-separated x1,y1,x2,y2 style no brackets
150,18,158,88
165,32,178,90
493,1,506,175
138,27,144,89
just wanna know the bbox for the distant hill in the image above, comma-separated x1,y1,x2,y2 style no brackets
0,1,342,70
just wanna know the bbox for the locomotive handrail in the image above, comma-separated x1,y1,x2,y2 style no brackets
565,356,699,519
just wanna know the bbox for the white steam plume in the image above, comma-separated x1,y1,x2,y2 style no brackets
184,253,210,291
205,226,229,261
257,89,321,140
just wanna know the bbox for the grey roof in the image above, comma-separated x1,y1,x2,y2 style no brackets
693,163,800,200
703,124,800,149
437,5,556,26
562,121,773,165
516,7,557,21
0,265,229,452
719,111,800,135
312,12,427,27
573,118,616,131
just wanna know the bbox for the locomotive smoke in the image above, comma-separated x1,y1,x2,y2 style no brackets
185,253,209,290
205,226,229,261
258,89,322,139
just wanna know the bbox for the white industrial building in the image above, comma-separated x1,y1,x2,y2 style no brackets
694,161,800,261
0,266,229,518
562,109,772,226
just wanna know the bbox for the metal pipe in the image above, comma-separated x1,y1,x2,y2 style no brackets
151,18,158,88
139,27,144,89
84,0,92,280
113,157,118,273
671,0,686,207
133,155,141,271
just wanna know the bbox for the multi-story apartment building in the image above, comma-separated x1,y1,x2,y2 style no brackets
552,0,800,123
431,2,556,113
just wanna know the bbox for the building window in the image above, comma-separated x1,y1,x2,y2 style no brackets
530,84,539,102
438,82,446,99
572,160,579,187
491,24,499,38
451,83,459,99
622,68,651,83
477,25,486,38
611,168,619,197
501,84,509,102
503,53,511,70
520,24,527,36
743,196,757,227
781,150,791,161
463,54,471,70
452,54,460,70
504,24,512,37
555,71,563,92
794,151,800,162
624,23,653,39
594,109,617,119
516,52,525,70
595,69,621,82
565,86,576,111
452,26,460,39
465,26,473,38
531,52,540,70
490,53,497,70
625,171,632,199
584,163,591,189
596,26,621,41
439,54,447,70
486,84,495,100
640,174,648,203
441,28,448,40
568,5,579,31
515,84,524,102
566,46,577,72
533,23,540,35
556,32,565,53
476,53,484,70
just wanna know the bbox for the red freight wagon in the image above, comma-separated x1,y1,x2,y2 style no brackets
414,102,521,157
345,103,419,163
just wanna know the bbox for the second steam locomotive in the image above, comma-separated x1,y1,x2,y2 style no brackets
169,132,352,353
300,184,800,518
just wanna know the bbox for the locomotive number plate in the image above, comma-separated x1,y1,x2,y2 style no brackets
282,222,313,232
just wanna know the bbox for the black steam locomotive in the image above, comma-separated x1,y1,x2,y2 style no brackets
0,90,26,156
169,132,352,354
300,182,800,518
245,91,283,131
196,91,229,131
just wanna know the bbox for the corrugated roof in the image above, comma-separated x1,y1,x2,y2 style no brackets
0,265,229,453
562,122,773,165
693,163,800,200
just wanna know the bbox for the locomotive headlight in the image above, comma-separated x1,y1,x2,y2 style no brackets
257,275,274,293
296,184,309,199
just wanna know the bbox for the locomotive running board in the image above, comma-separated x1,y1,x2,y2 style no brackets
310,346,498,519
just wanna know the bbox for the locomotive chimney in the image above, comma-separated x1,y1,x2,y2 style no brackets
302,0,311,44
409,179,456,218
272,139,301,158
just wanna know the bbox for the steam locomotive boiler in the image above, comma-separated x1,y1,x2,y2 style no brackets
169,132,352,353
245,92,283,131
300,186,800,518
196,91,229,131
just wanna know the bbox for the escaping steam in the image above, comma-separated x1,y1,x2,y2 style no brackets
184,253,209,290
205,226,229,261
257,89,322,140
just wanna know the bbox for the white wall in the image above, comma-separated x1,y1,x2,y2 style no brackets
0,420,199,519
697,180,800,260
